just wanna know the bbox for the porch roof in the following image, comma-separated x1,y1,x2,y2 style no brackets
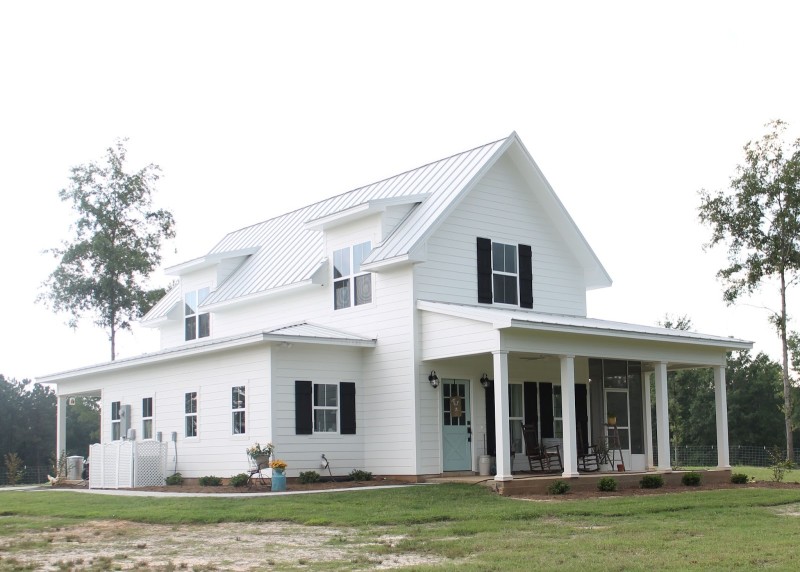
417,300,753,351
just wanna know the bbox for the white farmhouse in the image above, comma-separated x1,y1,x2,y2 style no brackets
40,132,751,487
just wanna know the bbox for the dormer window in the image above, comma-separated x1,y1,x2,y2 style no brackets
333,241,372,310
477,237,533,308
185,287,210,341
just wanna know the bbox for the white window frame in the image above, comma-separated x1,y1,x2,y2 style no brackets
508,383,524,456
142,397,154,440
313,382,339,433
185,391,198,438
231,385,246,435
184,286,211,341
111,401,121,441
492,242,518,305
553,385,563,439
333,241,372,310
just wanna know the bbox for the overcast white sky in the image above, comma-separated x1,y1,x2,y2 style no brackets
2,1,800,381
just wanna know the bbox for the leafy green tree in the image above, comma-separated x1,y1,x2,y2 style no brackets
39,139,175,360
698,120,800,459
0,374,56,467
66,396,100,457
725,351,785,447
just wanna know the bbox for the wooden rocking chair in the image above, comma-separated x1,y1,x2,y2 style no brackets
521,424,563,473
576,424,601,472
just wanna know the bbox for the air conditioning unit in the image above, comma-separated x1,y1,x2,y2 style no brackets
119,404,131,436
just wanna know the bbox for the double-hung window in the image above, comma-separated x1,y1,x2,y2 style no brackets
185,287,210,341
111,401,121,441
185,392,198,437
477,237,533,308
142,397,153,439
232,386,246,435
553,386,563,439
492,242,518,305
508,384,524,456
295,380,356,435
333,241,372,309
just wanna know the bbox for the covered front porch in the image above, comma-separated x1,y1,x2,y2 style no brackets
418,301,753,483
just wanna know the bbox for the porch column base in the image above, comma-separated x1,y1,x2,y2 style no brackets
561,471,580,478
494,474,514,482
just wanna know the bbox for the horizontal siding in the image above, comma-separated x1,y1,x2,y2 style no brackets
420,312,500,360
416,154,587,316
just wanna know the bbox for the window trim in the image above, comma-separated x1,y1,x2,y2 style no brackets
333,241,372,310
231,385,246,435
184,391,199,438
492,242,519,306
313,383,339,433
142,397,154,440
184,286,211,341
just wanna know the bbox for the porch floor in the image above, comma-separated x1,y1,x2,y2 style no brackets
422,468,732,496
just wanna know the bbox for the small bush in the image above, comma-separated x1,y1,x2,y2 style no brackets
198,475,222,487
681,472,702,486
349,469,373,482
730,472,749,484
165,473,184,486
229,473,249,488
597,477,617,492
547,480,570,495
3,453,25,486
767,446,793,482
640,474,664,489
299,471,320,484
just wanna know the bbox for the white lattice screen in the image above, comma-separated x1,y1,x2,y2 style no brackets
89,441,167,489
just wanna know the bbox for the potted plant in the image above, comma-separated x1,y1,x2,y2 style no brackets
270,459,288,492
607,413,617,426
246,442,274,467
269,459,287,474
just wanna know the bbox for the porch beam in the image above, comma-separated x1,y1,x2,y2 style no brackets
56,395,67,462
560,355,579,477
492,350,513,482
714,365,731,468
654,362,671,471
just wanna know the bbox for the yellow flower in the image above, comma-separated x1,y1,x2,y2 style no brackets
270,459,287,470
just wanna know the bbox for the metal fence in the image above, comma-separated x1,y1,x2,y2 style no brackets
654,445,800,468
0,465,52,486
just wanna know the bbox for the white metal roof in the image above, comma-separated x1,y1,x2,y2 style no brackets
141,285,180,323
150,132,610,312
417,300,753,350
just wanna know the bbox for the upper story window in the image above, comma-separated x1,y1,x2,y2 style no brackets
477,238,533,308
185,287,210,341
333,241,372,310
232,386,246,435
142,397,153,439
492,242,518,305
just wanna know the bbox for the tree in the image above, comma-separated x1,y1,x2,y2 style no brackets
40,139,175,360
0,374,56,467
698,120,800,460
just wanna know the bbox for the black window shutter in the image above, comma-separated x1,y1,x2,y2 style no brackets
539,383,554,438
295,380,312,435
484,384,496,456
340,382,356,435
518,244,533,308
523,382,538,426
477,237,493,304
575,384,588,450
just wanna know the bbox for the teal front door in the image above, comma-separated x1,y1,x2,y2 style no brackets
442,379,471,471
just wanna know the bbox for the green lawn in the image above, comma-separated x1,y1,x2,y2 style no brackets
2,484,800,570
732,465,800,483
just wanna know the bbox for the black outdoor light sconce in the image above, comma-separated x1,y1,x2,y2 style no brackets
428,371,440,388
480,373,491,388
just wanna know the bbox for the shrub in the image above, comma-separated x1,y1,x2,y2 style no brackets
229,473,249,488
730,472,749,484
681,472,702,486
767,446,793,482
547,480,570,495
299,471,320,484
3,453,25,486
198,475,222,487
597,476,617,492
165,473,184,486
349,469,373,482
640,474,664,489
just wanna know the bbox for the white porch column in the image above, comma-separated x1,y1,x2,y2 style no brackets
714,365,731,468
560,355,579,477
56,395,67,459
654,362,671,471
492,350,512,482
643,371,654,470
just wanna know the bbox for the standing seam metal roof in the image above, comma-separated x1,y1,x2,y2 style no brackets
201,136,508,307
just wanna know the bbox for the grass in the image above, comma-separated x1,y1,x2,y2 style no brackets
2,484,800,570
732,465,800,483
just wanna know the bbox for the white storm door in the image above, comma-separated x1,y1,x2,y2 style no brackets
442,379,471,471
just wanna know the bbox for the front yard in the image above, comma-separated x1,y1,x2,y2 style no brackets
2,481,800,570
